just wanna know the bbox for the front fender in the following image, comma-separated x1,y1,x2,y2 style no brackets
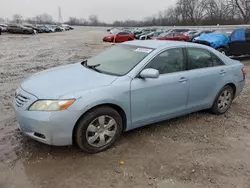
63,83,132,129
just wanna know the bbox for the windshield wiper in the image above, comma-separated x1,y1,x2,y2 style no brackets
81,60,102,73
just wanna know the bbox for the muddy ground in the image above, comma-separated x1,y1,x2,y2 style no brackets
0,27,250,188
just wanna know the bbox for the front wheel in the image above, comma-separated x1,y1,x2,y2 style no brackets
75,106,123,153
210,85,234,115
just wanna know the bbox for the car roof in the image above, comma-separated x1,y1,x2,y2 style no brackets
123,40,203,49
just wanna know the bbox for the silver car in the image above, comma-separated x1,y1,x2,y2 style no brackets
14,40,245,153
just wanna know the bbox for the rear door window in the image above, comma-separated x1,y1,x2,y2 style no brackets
187,48,213,69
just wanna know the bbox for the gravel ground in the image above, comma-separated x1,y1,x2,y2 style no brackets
0,27,250,188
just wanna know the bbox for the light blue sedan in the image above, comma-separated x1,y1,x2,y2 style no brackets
14,40,245,153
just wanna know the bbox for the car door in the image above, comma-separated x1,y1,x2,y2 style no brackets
116,32,127,42
185,47,227,112
130,48,189,127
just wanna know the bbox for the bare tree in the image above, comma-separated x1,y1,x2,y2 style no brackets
68,17,80,25
12,14,23,23
89,15,99,25
176,0,207,25
203,0,236,23
34,13,53,24
231,0,250,23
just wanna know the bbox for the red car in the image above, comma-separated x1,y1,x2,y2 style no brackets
156,32,190,41
103,31,135,43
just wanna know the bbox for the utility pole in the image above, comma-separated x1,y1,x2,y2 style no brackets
58,6,63,23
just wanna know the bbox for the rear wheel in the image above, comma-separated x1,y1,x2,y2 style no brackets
210,85,234,115
75,106,123,153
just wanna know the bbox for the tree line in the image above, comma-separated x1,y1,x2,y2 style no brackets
1,0,249,27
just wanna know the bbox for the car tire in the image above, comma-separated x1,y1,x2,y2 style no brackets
216,48,226,55
210,85,234,115
75,106,123,153
128,37,133,41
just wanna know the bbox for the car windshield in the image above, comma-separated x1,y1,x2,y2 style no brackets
85,44,153,76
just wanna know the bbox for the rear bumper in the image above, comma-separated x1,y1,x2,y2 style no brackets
235,80,245,98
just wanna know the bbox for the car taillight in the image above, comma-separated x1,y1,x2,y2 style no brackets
242,67,246,80
242,67,246,75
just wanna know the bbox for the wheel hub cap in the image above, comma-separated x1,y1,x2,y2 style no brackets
217,89,232,112
86,115,117,148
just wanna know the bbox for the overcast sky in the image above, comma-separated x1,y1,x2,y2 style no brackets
0,0,175,23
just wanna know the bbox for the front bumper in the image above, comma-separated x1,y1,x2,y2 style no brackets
13,88,81,146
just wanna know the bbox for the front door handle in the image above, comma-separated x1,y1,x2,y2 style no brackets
179,77,188,83
220,70,226,75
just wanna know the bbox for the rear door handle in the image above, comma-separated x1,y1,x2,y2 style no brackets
220,70,226,75
179,77,188,83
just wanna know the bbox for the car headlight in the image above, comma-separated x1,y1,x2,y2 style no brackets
29,99,75,111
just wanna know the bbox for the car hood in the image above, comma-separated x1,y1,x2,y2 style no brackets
21,63,118,99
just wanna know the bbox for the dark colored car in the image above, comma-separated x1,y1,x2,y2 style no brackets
226,28,250,56
7,24,35,34
103,31,135,43
156,32,190,41
193,29,235,54
36,25,52,33
24,25,43,33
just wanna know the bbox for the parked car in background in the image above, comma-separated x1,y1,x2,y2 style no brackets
171,29,190,33
14,40,245,153
156,32,190,41
103,31,134,43
226,28,250,56
45,25,55,32
0,24,8,33
193,32,229,53
36,25,51,33
24,24,43,33
193,29,235,54
190,30,213,41
139,32,155,40
51,25,64,32
7,24,35,34
61,24,73,31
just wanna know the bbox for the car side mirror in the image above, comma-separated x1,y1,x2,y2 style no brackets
140,68,159,79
